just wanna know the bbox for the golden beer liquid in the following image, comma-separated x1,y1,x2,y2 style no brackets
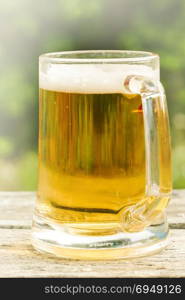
37,89,172,233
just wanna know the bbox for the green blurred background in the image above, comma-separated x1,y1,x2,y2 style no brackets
0,0,185,190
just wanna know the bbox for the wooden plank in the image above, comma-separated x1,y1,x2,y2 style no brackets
167,190,185,228
0,228,184,278
0,191,185,277
0,191,184,228
0,192,34,228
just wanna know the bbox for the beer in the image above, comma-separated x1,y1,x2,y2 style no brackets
37,64,171,234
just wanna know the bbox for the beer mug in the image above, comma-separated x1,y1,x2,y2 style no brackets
32,51,172,259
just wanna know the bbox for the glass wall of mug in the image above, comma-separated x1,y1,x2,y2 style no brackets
32,50,172,259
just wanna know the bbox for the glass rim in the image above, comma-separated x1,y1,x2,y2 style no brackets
39,50,159,63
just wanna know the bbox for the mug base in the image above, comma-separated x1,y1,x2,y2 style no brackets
31,213,169,260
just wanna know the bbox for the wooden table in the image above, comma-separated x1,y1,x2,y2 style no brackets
0,190,185,278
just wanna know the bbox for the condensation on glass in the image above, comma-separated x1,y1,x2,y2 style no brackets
32,50,172,259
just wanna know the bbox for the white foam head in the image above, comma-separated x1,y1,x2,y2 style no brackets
39,63,159,93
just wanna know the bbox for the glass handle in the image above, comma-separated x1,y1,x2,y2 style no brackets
124,75,166,196
121,75,171,232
